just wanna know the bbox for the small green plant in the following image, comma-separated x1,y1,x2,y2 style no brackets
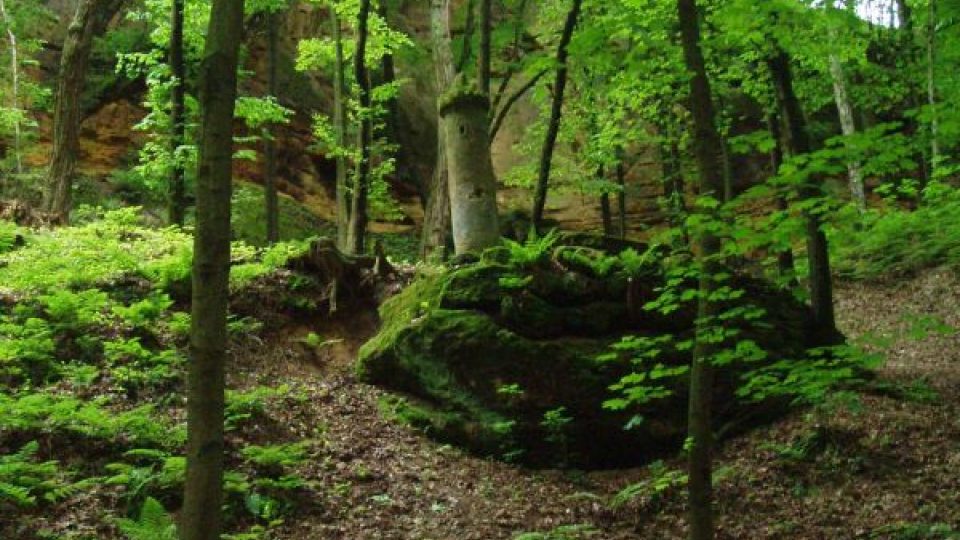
609,460,688,509
514,524,601,540
502,229,561,268
115,497,178,540
0,441,71,507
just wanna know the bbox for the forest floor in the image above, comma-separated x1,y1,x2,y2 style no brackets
226,268,960,540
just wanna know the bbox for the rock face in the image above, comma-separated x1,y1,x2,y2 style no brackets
357,235,816,468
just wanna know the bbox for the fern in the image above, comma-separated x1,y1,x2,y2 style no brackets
116,497,178,540
502,229,561,268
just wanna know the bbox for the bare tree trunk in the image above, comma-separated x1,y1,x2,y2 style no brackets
346,0,372,255
43,0,126,223
531,0,583,232
926,0,940,169
766,113,796,282
264,10,279,244
168,0,186,226
441,85,500,254
179,0,244,537
768,48,837,343
677,0,725,537
331,6,350,251
596,165,613,236
616,153,627,240
478,0,491,96
420,0,455,259
827,0,866,212
0,0,21,175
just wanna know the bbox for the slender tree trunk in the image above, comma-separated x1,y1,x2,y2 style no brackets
768,48,837,342
531,0,583,232
677,1,725,537
347,0,372,255
616,153,627,240
597,166,613,236
43,0,126,223
489,68,547,141
420,0,455,259
179,0,244,537
264,10,279,244
926,0,940,169
478,0,491,96
766,113,797,282
0,0,21,175
456,0,475,73
169,0,186,226
441,86,500,254
827,1,866,212
331,6,350,250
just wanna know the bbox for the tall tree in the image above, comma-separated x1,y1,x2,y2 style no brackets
43,0,126,223
926,0,940,168
179,0,244,537
826,0,866,212
531,0,583,232
264,9,280,243
767,47,837,341
420,0,454,259
331,3,350,250
478,0,491,96
677,0,725,537
168,0,186,226
0,0,20,174
346,0,372,255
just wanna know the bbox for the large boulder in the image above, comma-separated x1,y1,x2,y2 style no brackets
357,235,816,468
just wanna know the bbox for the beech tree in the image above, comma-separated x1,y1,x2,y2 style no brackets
180,0,244,537
168,0,186,226
43,0,126,223
677,0,725,536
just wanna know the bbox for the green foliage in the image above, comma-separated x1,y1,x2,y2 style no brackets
230,183,330,248
500,229,561,268
513,524,602,540
0,392,183,448
240,442,311,471
0,208,193,295
609,460,688,509
0,441,72,507
115,497,178,540
833,183,960,278
225,385,290,431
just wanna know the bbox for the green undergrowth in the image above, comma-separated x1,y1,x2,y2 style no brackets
832,183,960,279
0,209,329,539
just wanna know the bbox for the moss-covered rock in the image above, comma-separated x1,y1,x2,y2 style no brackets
357,236,817,468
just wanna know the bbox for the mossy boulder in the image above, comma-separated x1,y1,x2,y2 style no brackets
357,236,817,468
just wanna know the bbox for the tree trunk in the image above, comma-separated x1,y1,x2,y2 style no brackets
179,0,244,537
597,166,613,236
530,0,583,232
456,0,475,74
0,0,21,175
616,154,627,240
827,1,866,212
168,0,186,226
43,0,126,223
478,0,491,96
926,0,940,169
264,10,279,244
441,86,500,254
767,48,837,342
766,113,796,282
677,1,725,538
420,0,455,259
347,0,372,255
677,0,725,538
331,6,350,251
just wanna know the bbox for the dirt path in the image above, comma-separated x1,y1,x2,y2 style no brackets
238,270,960,540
